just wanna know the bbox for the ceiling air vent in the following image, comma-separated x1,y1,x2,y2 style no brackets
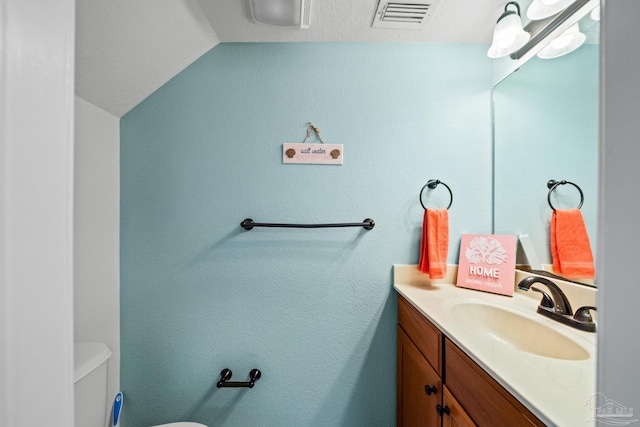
371,0,439,30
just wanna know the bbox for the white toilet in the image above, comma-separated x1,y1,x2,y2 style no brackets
74,342,207,427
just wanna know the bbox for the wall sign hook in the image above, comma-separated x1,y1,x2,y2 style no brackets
303,122,324,143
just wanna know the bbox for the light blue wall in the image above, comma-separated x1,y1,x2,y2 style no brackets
493,45,599,265
120,43,493,427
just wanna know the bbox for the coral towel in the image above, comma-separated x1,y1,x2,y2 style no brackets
550,208,595,279
418,208,449,279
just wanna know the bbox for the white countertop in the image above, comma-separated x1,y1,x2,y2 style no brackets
393,265,596,427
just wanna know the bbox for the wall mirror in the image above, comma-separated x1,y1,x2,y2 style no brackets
492,6,599,284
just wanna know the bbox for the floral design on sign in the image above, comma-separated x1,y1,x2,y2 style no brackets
465,236,508,265
457,234,516,296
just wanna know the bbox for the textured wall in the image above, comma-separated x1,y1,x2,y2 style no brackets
120,42,492,427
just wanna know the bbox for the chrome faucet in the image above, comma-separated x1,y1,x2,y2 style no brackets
517,276,596,332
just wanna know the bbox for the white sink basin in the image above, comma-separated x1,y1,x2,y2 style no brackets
447,301,590,361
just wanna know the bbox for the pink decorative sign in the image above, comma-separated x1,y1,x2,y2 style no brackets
282,143,343,165
456,234,517,296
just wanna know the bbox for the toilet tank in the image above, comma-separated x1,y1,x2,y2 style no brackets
74,342,112,427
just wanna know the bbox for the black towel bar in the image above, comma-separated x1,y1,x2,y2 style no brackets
216,368,261,388
240,218,375,231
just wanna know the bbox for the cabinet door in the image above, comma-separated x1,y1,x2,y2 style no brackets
398,326,442,427
441,386,477,427
398,296,442,375
444,338,545,427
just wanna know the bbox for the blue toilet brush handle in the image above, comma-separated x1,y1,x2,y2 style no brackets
113,392,123,427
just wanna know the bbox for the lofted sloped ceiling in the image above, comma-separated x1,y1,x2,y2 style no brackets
75,0,220,118
76,0,510,117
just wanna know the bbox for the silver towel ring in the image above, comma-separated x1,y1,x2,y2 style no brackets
547,179,584,211
420,179,453,210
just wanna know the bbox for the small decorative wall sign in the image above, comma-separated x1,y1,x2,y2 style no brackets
282,143,344,165
456,234,517,296
282,122,343,165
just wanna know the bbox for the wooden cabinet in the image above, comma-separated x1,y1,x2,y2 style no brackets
397,326,442,426
398,296,442,376
397,296,444,426
397,295,543,427
444,339,544,427
441,386,477,427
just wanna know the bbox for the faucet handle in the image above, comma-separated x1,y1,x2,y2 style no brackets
574,306,597,323
530,286,554,309
517,276,573,315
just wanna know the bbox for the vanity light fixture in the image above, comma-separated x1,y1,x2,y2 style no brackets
537,23,586,59
527,0,575,20
243,0,311,28
590,5,600,21
487,2,531,59
509,0,596,61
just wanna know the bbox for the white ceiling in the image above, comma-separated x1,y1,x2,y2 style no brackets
75,0,515,117
200,0,506,43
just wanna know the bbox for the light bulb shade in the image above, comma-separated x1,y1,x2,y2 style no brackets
487,3,531,58
244,0,311,28
590,5,600,22
527,0,574,20
537,23,586,59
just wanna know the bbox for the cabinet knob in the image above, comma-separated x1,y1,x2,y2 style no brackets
436,404,450,417
424,385,437,396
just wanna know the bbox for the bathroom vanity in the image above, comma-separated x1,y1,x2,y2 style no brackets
394,265,597,426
